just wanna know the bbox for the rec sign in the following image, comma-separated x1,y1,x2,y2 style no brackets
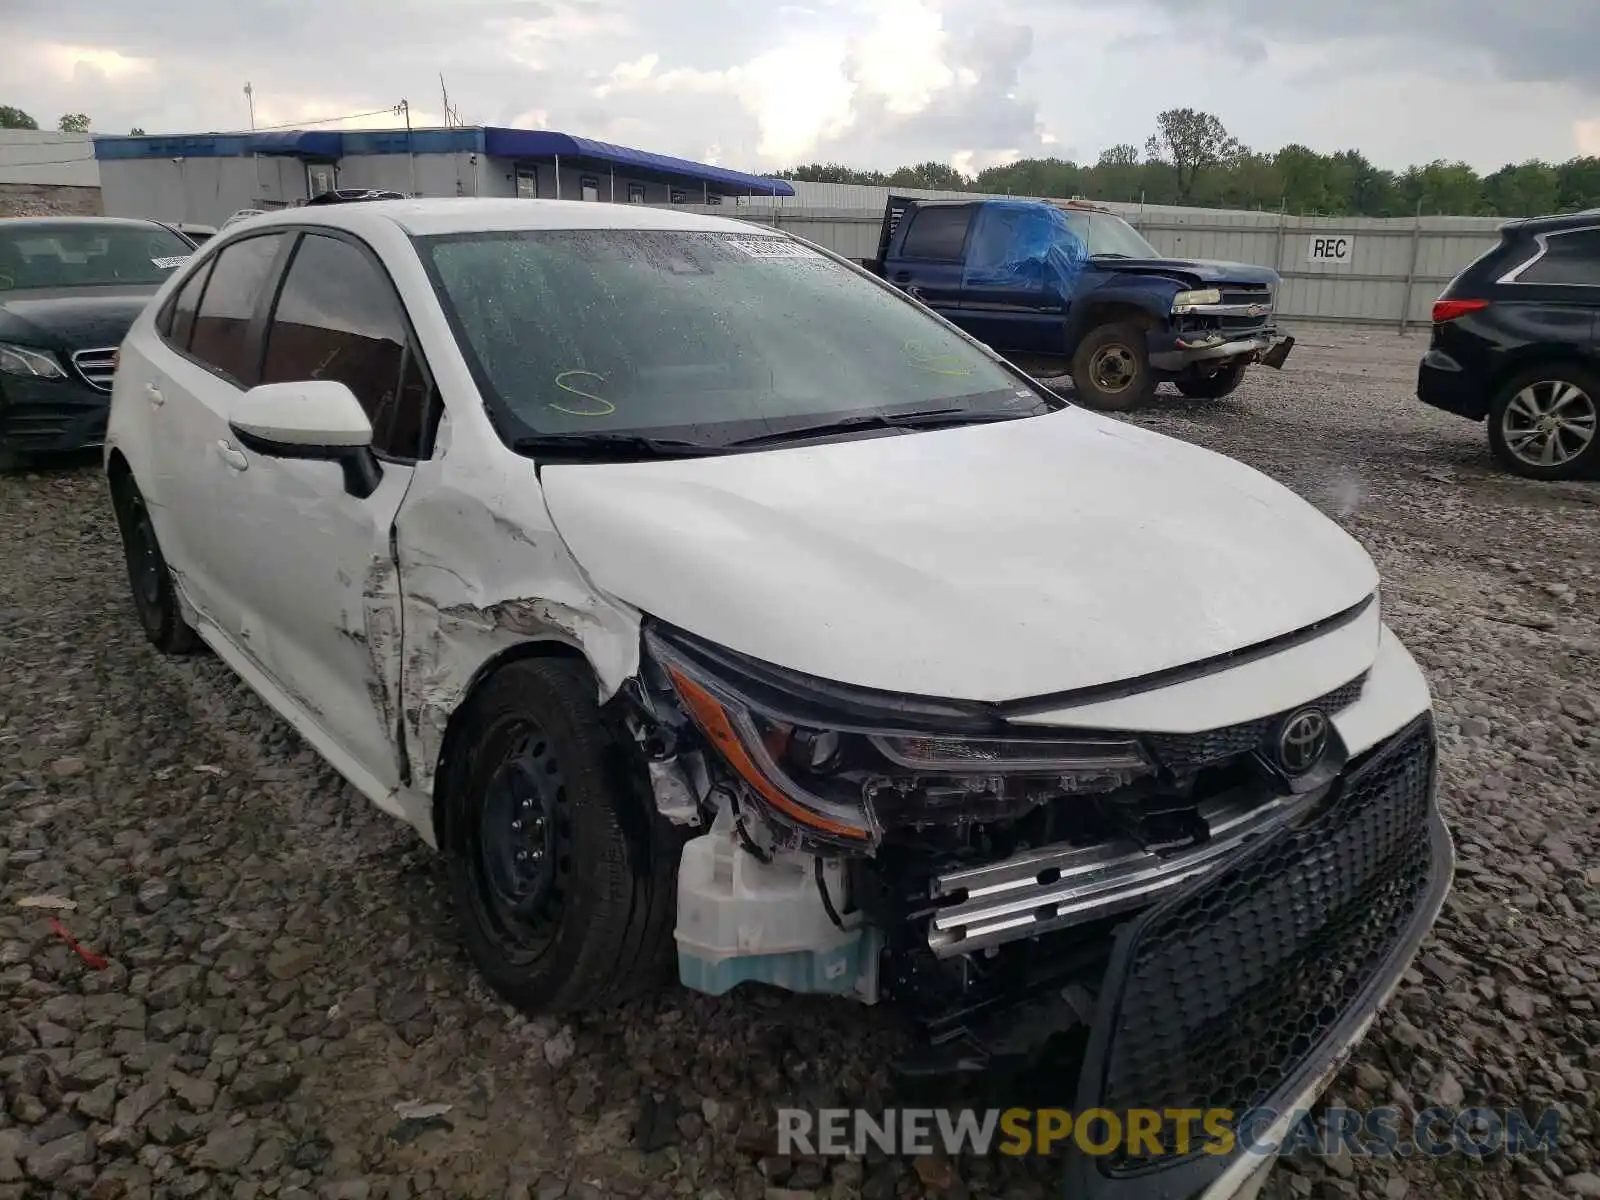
1308,236,1355,263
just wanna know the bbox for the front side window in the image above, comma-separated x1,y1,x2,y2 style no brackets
418,229,1042,450
900,206,973,261
0,222,194,291
1518,229,1600,286
1056,210,1159,260
188,234,287,385
261,233,425,458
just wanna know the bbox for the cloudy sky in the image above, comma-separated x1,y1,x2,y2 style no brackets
2,0,1597,176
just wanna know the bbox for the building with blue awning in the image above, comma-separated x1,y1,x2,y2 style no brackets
90,125,794,227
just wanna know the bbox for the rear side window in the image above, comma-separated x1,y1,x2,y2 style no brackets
900,206,974,261
260,233,427,459
188,235,286,385
1518,229,1600,286
162,258,214,350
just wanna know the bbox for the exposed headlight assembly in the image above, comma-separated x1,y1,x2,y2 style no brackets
1171,288,1223,311
645,625,1152,847
0,343,68,380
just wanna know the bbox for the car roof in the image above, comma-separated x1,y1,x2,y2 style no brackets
228,197,761,238
0,215,178,232
1501,209,1600,237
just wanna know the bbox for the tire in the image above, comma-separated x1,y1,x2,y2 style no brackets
1487,364,1600,481
1175,361,1248,400
441,657,681,1013
1070,322,1156,412
109,472,200,654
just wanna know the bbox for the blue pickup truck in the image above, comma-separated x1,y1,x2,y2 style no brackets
864,195,1294,410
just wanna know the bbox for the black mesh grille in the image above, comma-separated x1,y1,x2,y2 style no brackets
1096,719,1436,1162
1142,674,1365,776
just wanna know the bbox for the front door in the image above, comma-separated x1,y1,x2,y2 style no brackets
204,229,433,789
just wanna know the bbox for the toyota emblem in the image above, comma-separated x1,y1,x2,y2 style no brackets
1275,709,1330,775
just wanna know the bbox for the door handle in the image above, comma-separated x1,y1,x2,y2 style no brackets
146,382,164,407
215,441,249,472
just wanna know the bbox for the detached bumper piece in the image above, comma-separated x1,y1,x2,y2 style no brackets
1064,715,1452,1199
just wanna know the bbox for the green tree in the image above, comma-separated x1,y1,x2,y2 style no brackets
1554,158,1600,212
57,112,90,132
1482,161,1560,217
1144,109,1243,203
1396,160,1486,216
886,160,972,191
0,105,39,129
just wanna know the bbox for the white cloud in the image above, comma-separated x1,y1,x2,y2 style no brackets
1577,118,1600,156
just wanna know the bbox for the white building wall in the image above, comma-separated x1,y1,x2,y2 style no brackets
0,131,99,186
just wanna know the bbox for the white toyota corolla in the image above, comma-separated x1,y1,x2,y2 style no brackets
105,197,1450,1195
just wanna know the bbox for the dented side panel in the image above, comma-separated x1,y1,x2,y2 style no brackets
391,411,644,839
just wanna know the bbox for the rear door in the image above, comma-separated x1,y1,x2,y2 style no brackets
142,231,293,637
884,204,973,314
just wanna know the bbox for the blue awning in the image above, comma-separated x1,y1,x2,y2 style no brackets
481,129,794,196
247,131,345,158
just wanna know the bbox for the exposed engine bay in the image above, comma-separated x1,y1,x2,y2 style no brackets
618,618,1371,1070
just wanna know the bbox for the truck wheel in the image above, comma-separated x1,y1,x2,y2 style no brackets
1176,361,1247,400
1071,323,1155,412
1487,365,1600,481
441,657,681,1014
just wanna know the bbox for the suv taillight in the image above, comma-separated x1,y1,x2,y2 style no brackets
1432,299,1489,323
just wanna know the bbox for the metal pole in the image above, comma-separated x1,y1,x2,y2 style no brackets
244,82,255,131
703,181,708,205
1273,196,1287,275
1399,197,1423,335
401,99,417,196
610,167,615,203
554,153,561,199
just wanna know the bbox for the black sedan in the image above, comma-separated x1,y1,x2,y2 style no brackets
0,217,196,471
1417,210,1599,481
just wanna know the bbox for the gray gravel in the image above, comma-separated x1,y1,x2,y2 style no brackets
2,324,1597,1200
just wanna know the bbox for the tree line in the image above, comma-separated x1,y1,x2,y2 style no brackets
778,108,1600,218
1,106,140,134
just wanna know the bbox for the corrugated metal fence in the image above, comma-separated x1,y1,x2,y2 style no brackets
679,186,1508,329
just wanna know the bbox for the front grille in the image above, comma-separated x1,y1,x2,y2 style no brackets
1217,284,1274,334
71,347,117,392
1094,718,1437,1162
1143,673,1365,776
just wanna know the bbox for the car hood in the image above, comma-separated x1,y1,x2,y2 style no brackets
539,409,1377,702
0,286,159,351
1100,258,1280,287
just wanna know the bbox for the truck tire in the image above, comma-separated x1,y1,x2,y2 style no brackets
1176,361,1248,400
441,657,682,1014
1071,322,1155,412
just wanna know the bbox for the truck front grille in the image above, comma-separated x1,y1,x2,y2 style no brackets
1093,717,1440,1162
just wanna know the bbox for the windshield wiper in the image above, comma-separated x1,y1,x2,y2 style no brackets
729,407,1032,448
511,431,724,460
1091,252,1132,259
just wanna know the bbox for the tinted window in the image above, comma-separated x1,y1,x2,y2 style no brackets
163,258,214,350
0,221,193,291
261,233,424,458
900,207,973,260
189,235,286,385
1520,229,1600,286
420,230,1039,448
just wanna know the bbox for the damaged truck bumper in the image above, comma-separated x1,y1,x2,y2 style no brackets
640,612,1450,1190
1148,330,1296,373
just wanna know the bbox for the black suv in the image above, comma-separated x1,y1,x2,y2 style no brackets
1418,210,1599,480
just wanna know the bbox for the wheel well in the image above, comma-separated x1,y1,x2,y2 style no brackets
106,448,131,486
1080,303,1159,334
429,638,593,850
1486,353,1600,411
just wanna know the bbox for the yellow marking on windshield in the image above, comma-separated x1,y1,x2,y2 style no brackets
903,340,975,377
550,370,617,417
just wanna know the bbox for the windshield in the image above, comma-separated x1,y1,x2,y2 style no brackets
1057,210,1158,259
0,223,193,291
418,229,1047,450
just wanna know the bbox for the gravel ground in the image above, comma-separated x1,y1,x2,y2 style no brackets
2,323,1597,1200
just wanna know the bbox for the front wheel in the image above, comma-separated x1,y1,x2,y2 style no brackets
1070,322,1155,412
1175,361,1248,400
1487,366,1600,481
441,658,680,1013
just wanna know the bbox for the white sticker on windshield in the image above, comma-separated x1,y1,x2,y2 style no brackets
724,237,821,260
151,255,190,269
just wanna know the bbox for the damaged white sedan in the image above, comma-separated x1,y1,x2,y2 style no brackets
106,198,1450,1194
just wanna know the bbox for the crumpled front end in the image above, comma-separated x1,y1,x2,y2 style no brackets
622,612,1451,1136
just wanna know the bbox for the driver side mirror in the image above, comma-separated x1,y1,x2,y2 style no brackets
228,381,382,499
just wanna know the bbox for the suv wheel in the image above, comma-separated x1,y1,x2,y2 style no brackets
110,473,200,654
441,658,680,1013
1488,366,1600,481
1071,322,1155,412
1175,361,1247,400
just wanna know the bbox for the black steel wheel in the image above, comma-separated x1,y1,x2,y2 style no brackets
109,472,199,654
442,657,681,1013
